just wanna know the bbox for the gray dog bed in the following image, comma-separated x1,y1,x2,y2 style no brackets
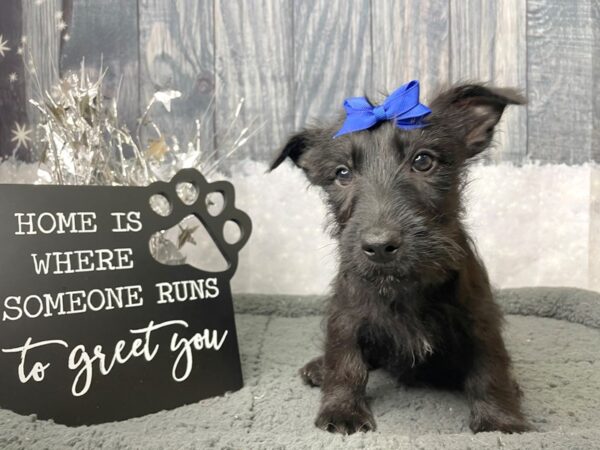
1,287,600,449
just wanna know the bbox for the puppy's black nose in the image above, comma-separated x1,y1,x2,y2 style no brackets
361,231,400,264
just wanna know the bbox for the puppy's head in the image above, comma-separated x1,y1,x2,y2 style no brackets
271,84,524,284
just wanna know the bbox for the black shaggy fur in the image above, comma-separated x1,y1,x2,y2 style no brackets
270,84,531,435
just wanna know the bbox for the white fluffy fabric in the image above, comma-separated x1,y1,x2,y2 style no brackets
229,161,593,295
0,160,594,295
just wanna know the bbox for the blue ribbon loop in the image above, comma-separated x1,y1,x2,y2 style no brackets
334,80,431,138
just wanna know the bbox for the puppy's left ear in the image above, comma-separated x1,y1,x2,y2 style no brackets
430,84,526,157
269,131,310,171
269,126,332,173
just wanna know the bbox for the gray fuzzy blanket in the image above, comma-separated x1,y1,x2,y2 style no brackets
1,287,600,449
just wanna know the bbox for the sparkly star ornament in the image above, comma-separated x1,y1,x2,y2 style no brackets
153,89,182,112
57,19,67,31
8,72,18,83
0,35,10,57
177,224,199,249
11,123,32,151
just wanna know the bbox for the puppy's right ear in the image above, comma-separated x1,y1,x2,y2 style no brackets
269,131,311,171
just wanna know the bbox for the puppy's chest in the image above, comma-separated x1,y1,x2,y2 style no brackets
358,303,435,367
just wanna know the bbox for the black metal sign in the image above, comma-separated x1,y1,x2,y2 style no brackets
0,169,251,425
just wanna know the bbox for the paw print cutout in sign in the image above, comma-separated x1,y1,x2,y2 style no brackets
148,169,251,278
0,169,251,425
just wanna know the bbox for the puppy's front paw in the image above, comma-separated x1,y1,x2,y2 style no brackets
469,411,532,434
315,400,376,434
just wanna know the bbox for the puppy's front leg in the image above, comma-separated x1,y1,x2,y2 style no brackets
465,330,531,433
314,314,375,434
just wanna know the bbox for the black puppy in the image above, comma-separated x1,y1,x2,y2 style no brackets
270,84,530,434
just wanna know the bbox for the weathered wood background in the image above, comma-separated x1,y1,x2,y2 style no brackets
0,0,599,290
0,0,598,165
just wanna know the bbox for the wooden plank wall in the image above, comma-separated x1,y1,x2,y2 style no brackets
22,0,62,134
214,0,293,161
371,0,449,105
61,0,140,133
139,0,215,155
590,0,600,291
450,0,527,163
0,0,598,288
527,0,594,164
0,0,597,166
0,1,28,160
293,0,372,129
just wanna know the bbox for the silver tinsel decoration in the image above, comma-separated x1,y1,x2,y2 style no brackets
23,55,258,264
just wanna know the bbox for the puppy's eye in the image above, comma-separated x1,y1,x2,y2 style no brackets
335,166,353,185
412,153,435,172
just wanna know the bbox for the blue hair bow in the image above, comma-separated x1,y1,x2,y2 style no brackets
334,80,431,138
